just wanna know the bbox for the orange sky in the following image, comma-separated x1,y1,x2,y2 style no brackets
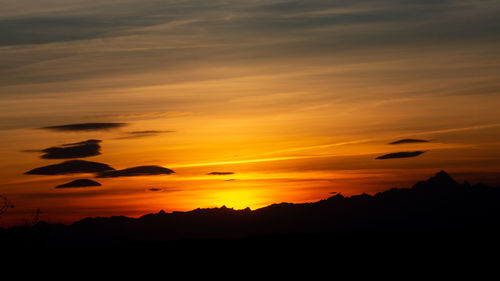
1,0,500,226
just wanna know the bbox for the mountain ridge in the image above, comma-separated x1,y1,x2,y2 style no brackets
3,170,500,247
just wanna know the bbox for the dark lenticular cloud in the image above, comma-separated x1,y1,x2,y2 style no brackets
389,139,430,145
148,188,163,192
25,160,115,175
97,165,175,178
56,179,102,188
376,151,426,160
207,172,235,175
41,123,127,132
40,139,101,159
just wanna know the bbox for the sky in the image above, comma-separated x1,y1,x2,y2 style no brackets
1,0,500,226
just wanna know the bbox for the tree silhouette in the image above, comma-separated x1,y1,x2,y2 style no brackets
0,195,14,220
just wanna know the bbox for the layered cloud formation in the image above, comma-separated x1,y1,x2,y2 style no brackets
23,132,176,189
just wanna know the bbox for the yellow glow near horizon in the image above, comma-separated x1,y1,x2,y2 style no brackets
209,189,266,210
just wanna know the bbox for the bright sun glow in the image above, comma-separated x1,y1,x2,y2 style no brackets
210,189,265,210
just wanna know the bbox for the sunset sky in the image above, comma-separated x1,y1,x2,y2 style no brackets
1,0,500,226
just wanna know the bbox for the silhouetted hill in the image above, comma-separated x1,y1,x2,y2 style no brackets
3,170,500,248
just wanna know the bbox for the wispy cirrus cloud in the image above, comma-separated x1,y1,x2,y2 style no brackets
116,130,175,139
98,111,194,120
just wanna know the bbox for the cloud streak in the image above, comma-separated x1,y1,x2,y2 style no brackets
116,130,175,139
99,111,193,120
207,172,235,175
41,123,127,132
376,151,426,160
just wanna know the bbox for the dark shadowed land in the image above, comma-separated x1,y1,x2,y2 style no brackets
3,171,500,250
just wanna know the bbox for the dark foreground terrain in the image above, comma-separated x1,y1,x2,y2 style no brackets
2,171,500,249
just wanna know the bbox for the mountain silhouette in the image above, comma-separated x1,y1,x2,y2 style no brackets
3,170,500,248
